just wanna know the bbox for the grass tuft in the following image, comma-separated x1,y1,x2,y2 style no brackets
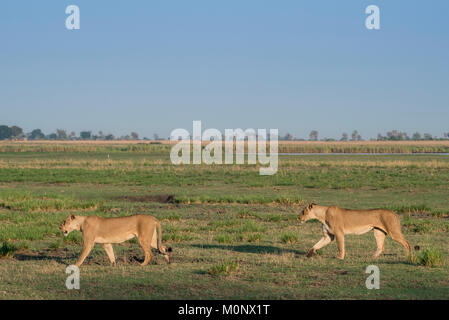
281,232,299,244
246,233,262,243
410,248,444,267
208,261,239,276
0,242,17,258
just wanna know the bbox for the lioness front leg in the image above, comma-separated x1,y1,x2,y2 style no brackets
103,243,116,266
373,229,386,258
307,232,334,258
75,240,95,267
335,232,345,259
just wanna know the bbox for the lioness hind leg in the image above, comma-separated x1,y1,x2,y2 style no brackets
102,243,116,266
137,237,152,266
373,229,386,258
137,226,155,266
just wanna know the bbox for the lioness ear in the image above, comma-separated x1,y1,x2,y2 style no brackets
310,203,317,208
70,214,75,220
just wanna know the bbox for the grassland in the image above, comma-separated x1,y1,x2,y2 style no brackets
0,141,448,299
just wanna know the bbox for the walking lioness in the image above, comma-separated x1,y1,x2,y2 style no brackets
60,214,172,267
299,203,411,259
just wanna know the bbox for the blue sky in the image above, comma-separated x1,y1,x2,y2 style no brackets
1,0,448,139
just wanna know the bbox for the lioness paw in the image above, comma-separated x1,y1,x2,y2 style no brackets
306,249,316,258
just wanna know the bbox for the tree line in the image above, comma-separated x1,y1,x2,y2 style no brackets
0,125,164,141
280,129,449,141
1,125,448,141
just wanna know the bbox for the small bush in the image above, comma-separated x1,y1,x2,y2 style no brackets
410,248,444,267
0,242,17,258
281,232,298,244
208,261,239,276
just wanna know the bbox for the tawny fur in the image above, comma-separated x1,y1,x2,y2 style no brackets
299,203,411,259
59,214,171,267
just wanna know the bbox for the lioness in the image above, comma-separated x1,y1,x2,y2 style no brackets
299,203,411,259
60,214,172,267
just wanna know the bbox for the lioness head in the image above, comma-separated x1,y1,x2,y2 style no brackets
299,203,317,223
59,214,81,237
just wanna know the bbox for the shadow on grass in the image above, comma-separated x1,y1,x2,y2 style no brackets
13,251,70,264
191,244,306,255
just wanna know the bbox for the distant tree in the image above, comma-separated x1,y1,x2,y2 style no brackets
443,132,449,139
377,133,385,141
29,129,45,140
385,130,408,141
0,125,13,140
351,130,362,141
69,131,77,140
80,131,92,140
97,131,105,140
283,133,293,141
10,125,23,137
47,133,58,140
105,134,115,140
341,132,348,141
423,133,433,140
153,133,160,140
412,132,422,140
131,132,139,140
309,130,318,141
56,129,67,140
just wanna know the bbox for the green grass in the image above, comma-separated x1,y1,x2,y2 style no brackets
208,261,240,276
0,143,448,299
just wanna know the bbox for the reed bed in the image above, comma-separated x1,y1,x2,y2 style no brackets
2,141,449,154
